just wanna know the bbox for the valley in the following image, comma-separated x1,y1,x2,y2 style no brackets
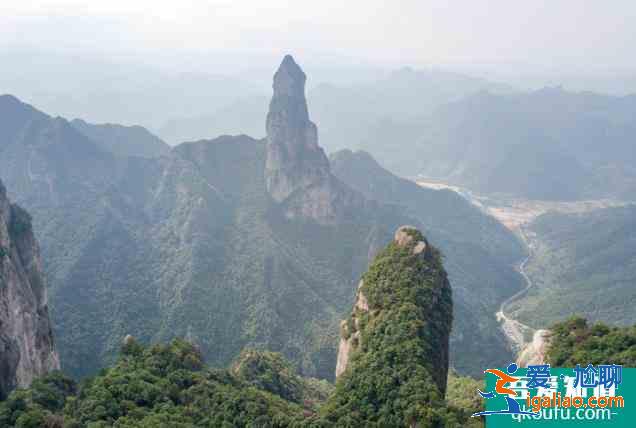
418,178,630,232
418,178,636,353
495,227,534,354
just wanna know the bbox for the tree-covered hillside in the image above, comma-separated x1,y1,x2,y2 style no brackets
0,229,483,427
323,227,453,426
0,338,484,427
0,93,411,381
331,149,525,374
546,317,636,366
0,340,309,427
509,205,636,328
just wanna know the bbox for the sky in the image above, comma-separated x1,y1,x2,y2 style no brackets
2,0,636,73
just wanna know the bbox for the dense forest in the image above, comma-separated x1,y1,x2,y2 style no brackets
546,317,636,367
0,339,484,428
4,316,635,427
0,227,485,427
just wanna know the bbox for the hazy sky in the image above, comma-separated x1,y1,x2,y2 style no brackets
2,0,636,72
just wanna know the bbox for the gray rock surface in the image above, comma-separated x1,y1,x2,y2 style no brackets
394,225,430,256
517,329,552,367
265,55,358,224
335,279,367,378
265,55,330,200
0,179,59,399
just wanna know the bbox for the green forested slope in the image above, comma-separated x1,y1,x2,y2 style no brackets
323,228,453,426
0,338,484,427
0,230,482,427
510,205,636,328
0,340,308,427
546,317,636,366
0,95,409,380
331,149,525,374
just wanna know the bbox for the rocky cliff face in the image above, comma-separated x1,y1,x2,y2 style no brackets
265,55,357,224
0,179,59,399
517,329,552,367
334,279,366,379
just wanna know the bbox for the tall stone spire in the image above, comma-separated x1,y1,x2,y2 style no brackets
265,55,331,203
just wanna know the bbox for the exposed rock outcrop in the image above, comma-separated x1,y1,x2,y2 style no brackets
335,279,367,378
394,225,429,255
0,179,59,399
517,329,552,367
265,55,357,224
265,55,330,201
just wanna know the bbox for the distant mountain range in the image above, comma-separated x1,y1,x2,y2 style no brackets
158,74,636,203
0,50,265,132
0,57,523,380
5,51,636,203
158,67,513,146
70,119,169,158
360,87,636,201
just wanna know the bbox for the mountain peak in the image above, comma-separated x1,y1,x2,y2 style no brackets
273,55,306,98
0,94,21,105
394,225,429,255
265,56,330,204
264,56,363,224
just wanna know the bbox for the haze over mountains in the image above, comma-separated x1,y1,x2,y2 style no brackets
164,76,636,203
5,49,636,205
159,67,514,147
174,84,636,202
0,56,527,383
70,119,169,159
371,88,636,201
